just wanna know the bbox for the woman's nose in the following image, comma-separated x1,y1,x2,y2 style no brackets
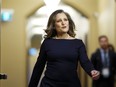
62,20,65,25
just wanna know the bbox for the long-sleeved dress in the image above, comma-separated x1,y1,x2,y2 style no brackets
28,38,94,87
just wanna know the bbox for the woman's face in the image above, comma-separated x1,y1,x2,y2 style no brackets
55,12,69,34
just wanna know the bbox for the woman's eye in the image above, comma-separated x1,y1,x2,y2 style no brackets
64,18,68,21
56,19,61,22
56,18,68,22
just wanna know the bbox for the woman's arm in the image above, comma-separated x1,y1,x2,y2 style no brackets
28,39,47,87
78,40,100,80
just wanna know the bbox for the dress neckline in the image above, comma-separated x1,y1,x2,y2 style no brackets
50,38,77,40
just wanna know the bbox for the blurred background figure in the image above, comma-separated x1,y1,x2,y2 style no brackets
91,35,116,87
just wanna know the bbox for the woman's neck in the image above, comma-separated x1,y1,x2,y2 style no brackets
56,33,69,39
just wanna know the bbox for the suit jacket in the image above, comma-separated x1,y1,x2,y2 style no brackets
91,48,116,87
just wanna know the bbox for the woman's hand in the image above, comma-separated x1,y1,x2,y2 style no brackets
91,70,100,80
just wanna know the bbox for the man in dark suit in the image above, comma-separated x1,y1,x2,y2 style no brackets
91,35,116,87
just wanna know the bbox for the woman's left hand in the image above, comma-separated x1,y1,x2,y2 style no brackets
91,70,100,80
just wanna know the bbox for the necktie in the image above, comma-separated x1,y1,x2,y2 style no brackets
104,50,108,68
102,50,110,78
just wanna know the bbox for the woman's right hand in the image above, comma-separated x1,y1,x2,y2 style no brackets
91,70,100,80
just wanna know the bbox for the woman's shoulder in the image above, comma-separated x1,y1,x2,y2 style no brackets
41,38,55,44
74,38,85,47
41,38,50,43
68,36,83,42
74,38,83,43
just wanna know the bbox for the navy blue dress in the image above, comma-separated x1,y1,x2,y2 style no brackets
29,38,94,87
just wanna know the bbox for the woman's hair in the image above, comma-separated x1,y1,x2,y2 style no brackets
44,9,76,38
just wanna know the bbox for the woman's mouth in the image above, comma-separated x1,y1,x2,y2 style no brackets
62,26,67,28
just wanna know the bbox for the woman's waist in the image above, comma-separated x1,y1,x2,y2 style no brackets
46,62,77,71
44,69,78,81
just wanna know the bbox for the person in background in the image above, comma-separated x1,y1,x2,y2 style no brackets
91,35,116,87
29,9,100,87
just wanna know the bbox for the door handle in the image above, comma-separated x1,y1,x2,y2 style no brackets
0,74,7,80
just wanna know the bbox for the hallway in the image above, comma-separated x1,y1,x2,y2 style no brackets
0,0,116,87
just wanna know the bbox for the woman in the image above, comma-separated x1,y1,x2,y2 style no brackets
29,9,100,87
